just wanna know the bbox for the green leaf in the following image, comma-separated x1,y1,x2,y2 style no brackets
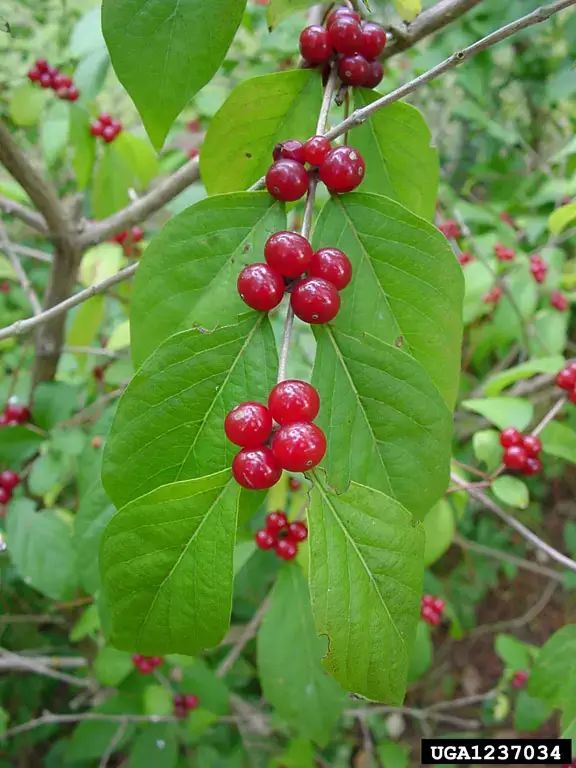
491,476,529,510
91,145,132,219
113,132,159,189
541,421,576,464
67,297,105,358
0,708,8,738
75,479,115,595
0,426,44,464
40,101,70,167
309,475,424,702
143,686,174,717
180,658,230,715
393,0,421,20
528,625,576,709
473,429,502,471
6,500,79,601
257,566,346,745
100,471,240,654
93,646,133,686
495,634,532,671
514,691,552,732
79,243,122,286
131,192,284,366
312,193,463,409
70,104,96,188
461,397,533,431
267,0,313,27
351,95,439,220
70,604,100,642
32,382,77,429
102,0,247,148
9,83,47,126
484,356,565,396
312,329,452,519
423,499,454,565
549,203,576,235
407,621,432,682
107,320,130,351
201,70,322,195
103,314,277,509
128,724,178,768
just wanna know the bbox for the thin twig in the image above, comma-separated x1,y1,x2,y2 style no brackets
0,222,42,314
0,263,138,341
451,472,576,573
0,647,92,689
8,242,52,263
0,194,47,234
454,534,564,581
217,596,271,678
99,721,128,768
347,705,482,730
469,579,558,638
532,396,566,435
3,712,181,740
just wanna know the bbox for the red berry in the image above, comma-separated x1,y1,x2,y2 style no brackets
266,160,309,202
523,457,543,476
512,670,529,689
288,477,301,491
266,511,288,532
99,113,113,126
102,124,118,143
494,243,515,262
431,597,445,613
90,121,104,136
265,231,313,278
255,529,276,549
0,487,11,505
556,367,576,391
359,22,387,59
273,140,306,164
499,427,522,448
302,135,332,166
28,67,41,82
237,263,284,312
287,521,308,542
232,447,282,490
66,86,80,102
271,422,327,471
0,470,20,491
4,404,29,424
326,7,361,27
439,220,461,239
319,146,365,194
224,402,273,448
36,59,49,72
39,72,53,88
363,60,384,88
291,277,341,324
138,659,155,674
275,538,298,561
551,291,569,311
299,25,331,65
150,656,163,667
458,251,474,266
483,286,502,305
268,380,320,425
421,605,441,626
184,694,199,710
113,230,128,244
530,256,547,284
309,248,352,290
328,17,362,55
503,445,528,471
54,74,73,89
131,226,144,243
338,54,369,86
522,434,542,458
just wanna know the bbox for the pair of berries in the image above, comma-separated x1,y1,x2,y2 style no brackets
530,254,547,284
255,511,308,561
421,595,445,626
132,654,163,674
266,139,366,202
173,693,199,718
27,59,79,101
0,402,30,428
551,291,569,312
511,670,529,689
555,362,576,403
90,113,123,143
458,251,474,266
300,8,386,89
0,470,21,506
238,230,352,323
112,226,144,257
226,380,326,490
500,428,543,475
438,220,461,240
483,285,502,305
494,243,515,262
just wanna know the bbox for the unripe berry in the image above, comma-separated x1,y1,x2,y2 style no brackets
499,427,522,448
255,529,276,549
302,135,332,166
275,538,298,561
338,54,369,86
237,263,284,312
224,402,273,448
309,248,352,290
271,422,327,471
268,380,320,425
291,277,341,324
264,231,313,278
363,60,384,88
503,445,528,471
266,159,309,202
359,22,387,59
328,17,362,55
299,25,331,65
287,521,308,542
232,447,282,490
319,146,365,194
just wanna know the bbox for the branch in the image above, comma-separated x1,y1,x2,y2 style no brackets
0,194,47,234
0,263,138,342
454,533,564,581
79,157,200,248
383,0,485,59
217,596,271,678
451,472,576,574
0,222,42,314
0,647,92,689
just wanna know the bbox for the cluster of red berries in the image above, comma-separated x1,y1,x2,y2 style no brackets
500,428,543,476
265,137,365,202
0,470,20,507
173,693,199,718
438,219,461,239
90,113,123,143
494,243,515,262
0,401,30,428
225,380,326,490
238,230,352,322
299,7,386,89
555,362,576,403
511,670,529,689
132,654,163,674
530,254,548,284
255,511,308,561
421,595,445,626
27,59,79,101
112,226,144,257
551,290,569,312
